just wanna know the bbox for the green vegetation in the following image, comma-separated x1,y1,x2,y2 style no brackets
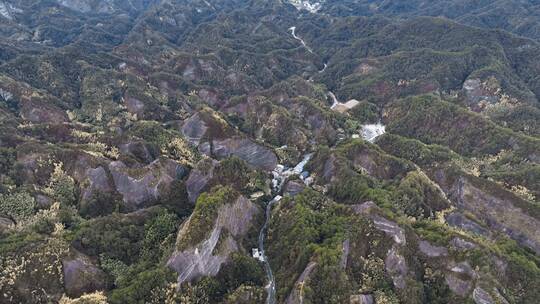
176,186,238,251
140,212,179,262
267,189,350,301
108,266,176,304
46,163,77,207
0,192,36,223
386,95,538,157
376,134,456,167
318,0,540,41
0,0,539,302
394,171,449,219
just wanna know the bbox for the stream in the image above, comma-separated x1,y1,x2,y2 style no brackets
256,26,386,304
258,153,313,304
289,26,314,54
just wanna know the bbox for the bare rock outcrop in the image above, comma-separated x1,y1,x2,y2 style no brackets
445,273,473,297
0,216,14,233
473,287,495,304
119,141,159,164
463,78,500,111
200,137,278,171
445,212,490,237
167,194,260,285
108,158,188,210
181,113,208,146
185,159,218,203
418,240,448,258
350,294,374,304
436,172,540,254
385,246,408,289
372,216,406,245
285,262,318,304
62,250,108,298
81,166,114,201
20,100,68,124
450,237,477,251
283,180,305,197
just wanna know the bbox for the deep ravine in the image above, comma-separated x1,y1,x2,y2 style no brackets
258,28,387,304
258,195,280,304
258,153,313,304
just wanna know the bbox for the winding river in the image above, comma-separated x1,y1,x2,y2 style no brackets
258,153,313,304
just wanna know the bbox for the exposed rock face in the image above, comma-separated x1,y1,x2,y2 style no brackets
285,261,317,304
322,154,338,182
442,259,478,298
198,88,224,108
445,273,473,297
350,201,378,214
434,170,540,253
200,137,278,171
58,0,93,13
167,195,260,285
19,100,68,124
0,2,18,20
351,149,407,180
0,216,14,233
436,172,540,254
450,237,477,251
35,194,53,208
372,216,406,245
418,240,448,257
358,211,413,291
108,158,187,210
449,261,475,277
181,113,208,146
350,294,374,304
340,239,350,269
56,0,156,14
385,246,408,289
185,159,218,203
446,212,490,236
81,166,113,201
169,225,231,284
119,141,159,164
283,180,305,197
124,96,145,117
463,78,499,111
62,251,107,298
473,287,495,304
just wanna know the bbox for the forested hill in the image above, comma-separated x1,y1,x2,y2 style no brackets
317,0,540,41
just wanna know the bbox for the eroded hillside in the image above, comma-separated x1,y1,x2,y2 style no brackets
0,0,539,303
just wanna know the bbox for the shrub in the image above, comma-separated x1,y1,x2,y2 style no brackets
216,253,265,292
140,212,179,262
99,254,129,286
74,213,146,264
45,163,76,207
0,147,15,174
59,291,108,304
0,192,36,223
79,191,122,219
108,267,176,304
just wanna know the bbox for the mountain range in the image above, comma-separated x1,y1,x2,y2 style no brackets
0,1,539,303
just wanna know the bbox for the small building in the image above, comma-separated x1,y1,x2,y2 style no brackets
252,248,265,262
